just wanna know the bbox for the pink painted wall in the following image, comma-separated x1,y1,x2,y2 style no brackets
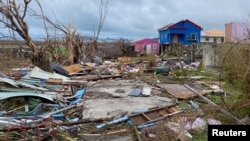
225,22,250,43
133,38,159,54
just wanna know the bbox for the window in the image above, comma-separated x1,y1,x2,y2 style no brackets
205,37,209,41
221,38,224,42
214,38,217,43
153,44,157,49
143,44,146,51
187,33,197,41
191,33,196,40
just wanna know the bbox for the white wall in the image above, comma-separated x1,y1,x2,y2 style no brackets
201,36,224,44
202,44,218,68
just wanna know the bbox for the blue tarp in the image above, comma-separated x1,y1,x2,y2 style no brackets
69,88,85,105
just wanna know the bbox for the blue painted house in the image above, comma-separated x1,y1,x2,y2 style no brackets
158,19,203,46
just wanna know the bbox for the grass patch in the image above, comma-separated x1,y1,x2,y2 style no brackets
192,130,208,141
130,54,158,62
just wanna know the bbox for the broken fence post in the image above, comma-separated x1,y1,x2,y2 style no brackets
134,126,142,141
184,84,246,125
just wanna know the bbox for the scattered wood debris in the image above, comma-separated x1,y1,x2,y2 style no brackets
0,58,240,140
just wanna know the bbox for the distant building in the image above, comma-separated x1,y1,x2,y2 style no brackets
201,29,224,45
225,22,250,43
133,38,159,55
157,19,203,54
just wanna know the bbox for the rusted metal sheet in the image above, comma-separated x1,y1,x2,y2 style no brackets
129,105,181,126
156,84,206,99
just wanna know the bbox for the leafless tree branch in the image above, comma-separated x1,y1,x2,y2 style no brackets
94,0,109,41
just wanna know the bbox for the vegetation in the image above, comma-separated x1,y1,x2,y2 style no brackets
0,0,110,71
125,43,250,141
1,1,250,141
218,43,250,97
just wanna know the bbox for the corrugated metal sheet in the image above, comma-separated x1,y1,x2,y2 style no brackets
23,66,69,81
0,77,19,87
0,92,55,101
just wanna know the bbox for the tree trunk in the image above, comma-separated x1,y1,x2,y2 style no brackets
65,22,75,65
66,35,74,65
31,52,53,72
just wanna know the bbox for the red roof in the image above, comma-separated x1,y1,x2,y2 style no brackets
158,19,203,31
133,38,158,44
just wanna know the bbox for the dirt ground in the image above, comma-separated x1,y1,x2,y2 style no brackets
0,58,31,74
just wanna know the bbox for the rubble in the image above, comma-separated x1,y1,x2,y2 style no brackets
0,57,240,140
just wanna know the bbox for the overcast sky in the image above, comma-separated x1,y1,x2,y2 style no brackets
26,0,250,40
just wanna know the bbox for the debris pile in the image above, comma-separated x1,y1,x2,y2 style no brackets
0,57,244,140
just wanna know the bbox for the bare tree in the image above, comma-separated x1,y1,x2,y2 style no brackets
0,0,37,52
33,0,77,65
115,38,131,55
88,0,109,60
0,0,84,72
94,0,109,42
72,33,84,63
0,0,54,71
42,20,77,65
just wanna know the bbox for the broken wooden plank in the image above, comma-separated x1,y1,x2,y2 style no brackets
78,129,131,141
46,78,87,86
71,74,122,81
62,64,82,74
46,78,63,84
134,126,142,141
156,84,206,99
184,84,246,125
0,117,112,132
129,105,181,126
117,57,131,63
79,129,128,137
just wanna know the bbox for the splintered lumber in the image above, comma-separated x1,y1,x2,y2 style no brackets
129,105,182,126
134,126,142,141
0,117,114,132
46,78,87,86
71,75,122,81
117,57,131,63
184,84,246,125
63,64,82,73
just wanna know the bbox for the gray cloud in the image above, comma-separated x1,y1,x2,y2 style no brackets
24,0,250,40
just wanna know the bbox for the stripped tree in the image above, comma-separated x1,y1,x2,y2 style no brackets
86,0,109,61
0,0,55,71
41,17,77,65
0,0,84,72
